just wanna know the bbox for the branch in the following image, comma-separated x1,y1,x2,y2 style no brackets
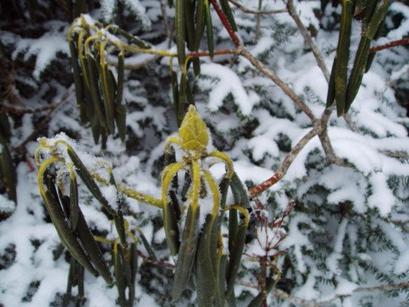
0,103,58,115
228,0,287,15
249,128,317,197
239,47,316,121
107,48,239,70
370,37,409,53
209,0,241,47
286,0,330,81
317,281,409,305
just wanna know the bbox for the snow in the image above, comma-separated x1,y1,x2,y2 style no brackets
200,63,260,115
387,3,409,40
100,0,117,21
394,249,409,275
123,0,151,29
326,219,348,275
367,172,396,216
12,24,69,80
2,0,409,306
0,195,15,215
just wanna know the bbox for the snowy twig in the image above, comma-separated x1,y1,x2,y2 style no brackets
228,0,287,15
136,250,175,270
286,0,330,81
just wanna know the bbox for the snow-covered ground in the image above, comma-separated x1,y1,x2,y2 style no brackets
1,0,409,306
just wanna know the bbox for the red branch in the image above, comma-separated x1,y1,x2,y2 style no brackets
187,48,238,58
249,172,283,198
209,0,241,47
370,37,409,53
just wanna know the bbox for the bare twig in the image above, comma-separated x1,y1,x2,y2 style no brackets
249,128,317,197
228,0,287,15
241,278,409,306
239,47,316,121
318,281,409,305
159,0,171,43
238,281,319,307
136,250,175,270
286,0,330,81
255,0,263,40
370,37,409,53
210,0,241,47
286,0,347,167
0,103,58,115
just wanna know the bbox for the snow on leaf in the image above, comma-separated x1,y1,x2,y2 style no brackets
326,219,348,275
248,135,279,161
100,0,117,21
200,63,260,115
12,25,69,80
122,0,151,29
367,172,396,216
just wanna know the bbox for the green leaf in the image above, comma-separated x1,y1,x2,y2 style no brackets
100,58,115,134
220,0,237,31
68,39,86,123
69,171,80,230
171,205,200,300
177,73,188,126
196,214,217,306
41,173,98,277
66,146,115,216
184,0,196,51
108,25,152,49
74,205,113,284
334,0,353,116
0,138,16,201
194,0,206,50
226,173,249,304
138,230,157,260
204,0,214,58
85,51,107,130
113,244,127,306
176,0,186,66
115,104,127,143
325,57,337,108
345,1,389,112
